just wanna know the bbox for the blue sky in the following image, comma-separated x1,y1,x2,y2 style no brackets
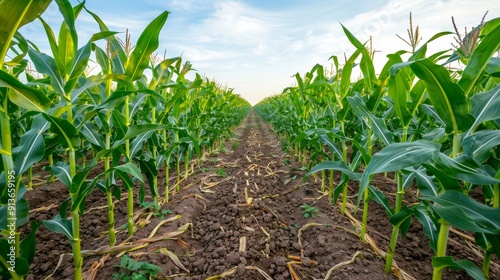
21,0,500,105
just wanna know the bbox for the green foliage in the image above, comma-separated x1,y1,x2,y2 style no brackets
215,168,227,177
255,15,500,280
113,255,162,280
300,203,319,218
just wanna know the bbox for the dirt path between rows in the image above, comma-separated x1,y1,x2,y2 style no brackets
23,110,498,279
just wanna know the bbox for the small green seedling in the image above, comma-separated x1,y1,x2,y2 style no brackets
301,204,319,218
113,255,162,280
232,141,238,150
215,167,227,177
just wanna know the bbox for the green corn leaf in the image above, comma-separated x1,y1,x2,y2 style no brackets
359,140,441,199
54,0,78,50
65,41,91,93
0,183,29,229
341,24,376,90
71,182,94,213
318,133,343,160
111,110,127,138
463,130,500,163
118,124,169,144
130,130,154,159
80,121,105,148
432,257,485,280
130,93,147,120
414,205,438,253
90,30,120,42
157,143,179,169
459,22,500,97
0,0,52,61
425,190,500,234
96,90,138,110
368,186,394,216
0,69,51,112
71,74,131,103
111,163,144,182
28,48,65,95
37,16,65,76
388,69,412,126
421,104,445,127
347,94,393,146
42,214,73,241
69,167,92,197
113,170,135,191
125,11,169,81
422,127,446,143
368,53,403,112
430,153,500,185
480,17,500,36
388,205,413,237
58,22,75,76
20,221,41,265
50,162,71,188
339,50,360,100
411,31,454,62
431,204,485,233
306,161,361,180
410,59,474,134
138,159,158,197
475,232,500,256
392,59,474,133
0,239,30,277
42,113,81,149
467,84,500,135
83,7,126,73
485,57,500,77
413,168,439,197
12,114,50,174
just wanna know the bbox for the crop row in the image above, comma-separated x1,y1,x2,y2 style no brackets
0,1,250,279
255,15,500,280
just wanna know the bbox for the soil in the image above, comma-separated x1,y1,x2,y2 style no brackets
20,110,499,280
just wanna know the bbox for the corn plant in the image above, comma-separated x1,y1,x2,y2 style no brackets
0,1,53,279
257,15,500,280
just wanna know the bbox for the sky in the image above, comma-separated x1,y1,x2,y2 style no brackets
19,0,500,105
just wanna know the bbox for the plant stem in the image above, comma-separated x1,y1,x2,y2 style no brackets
433,132,460,279
0,101,22,278
184,150,189,180
127,188,134,236
385,172,404,273
125,96,130,157
385,128,407,273
386,222,401,270
71,208,83,280
339,120,348,213
340,178,348,215
321,170,325,193
48,154,55,182
483,250,492,279
433,220,450,280
165,165,169,203
176,155,181,187
361,124,373,240
360,187,369,242
329,169,334,198
106,191,116,245
493,184,499,208
27,166,32,190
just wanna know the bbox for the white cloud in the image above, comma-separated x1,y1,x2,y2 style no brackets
23,0,499,105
